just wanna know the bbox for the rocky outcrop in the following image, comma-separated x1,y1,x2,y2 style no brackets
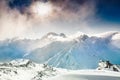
97,60,120,72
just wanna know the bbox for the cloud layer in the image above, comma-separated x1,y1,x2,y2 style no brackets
0,0,96,40
0,0,119,40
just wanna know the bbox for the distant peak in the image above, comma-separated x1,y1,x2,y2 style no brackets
96,31,119,38
41,32,66,41
68,32,88,40
46,32,58,36
59,33,66,38
46,32,66,38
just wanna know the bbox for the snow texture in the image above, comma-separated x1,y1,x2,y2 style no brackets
0,31,120,69
0,59,120,80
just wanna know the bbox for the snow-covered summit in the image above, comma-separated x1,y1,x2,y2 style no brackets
41,32,66,41
25,31,120,69
41,31,119,41
0,31,120,69
95,31,119,38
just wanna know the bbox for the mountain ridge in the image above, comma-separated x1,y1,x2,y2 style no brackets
0,31,120,69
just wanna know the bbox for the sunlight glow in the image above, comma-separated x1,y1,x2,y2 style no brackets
32,2,52,16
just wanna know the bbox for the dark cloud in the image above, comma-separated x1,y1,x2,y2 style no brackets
1,0,94,15
49,0,92,12
1,0,120,23
8,0,33,14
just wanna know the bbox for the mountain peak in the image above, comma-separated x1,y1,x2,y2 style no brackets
96,31,119,38
41,32,66,40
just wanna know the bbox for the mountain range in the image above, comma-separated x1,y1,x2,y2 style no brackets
0,31,120,69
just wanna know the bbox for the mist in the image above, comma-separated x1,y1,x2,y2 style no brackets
1,0,119,40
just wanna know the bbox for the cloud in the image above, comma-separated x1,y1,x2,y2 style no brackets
0,0,35,40
8,0,33,14
0,0,96,40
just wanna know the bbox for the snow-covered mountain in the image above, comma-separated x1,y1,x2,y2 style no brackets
0,59,120,80
25,31,120,69
0,59,58,80
0,31,120,69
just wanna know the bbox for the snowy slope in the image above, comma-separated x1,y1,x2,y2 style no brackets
0,59,58,80
0,59,120,80
0,31,120,69
26,31,120,69
46,71,120,80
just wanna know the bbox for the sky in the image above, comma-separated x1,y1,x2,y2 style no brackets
0,0,120,40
